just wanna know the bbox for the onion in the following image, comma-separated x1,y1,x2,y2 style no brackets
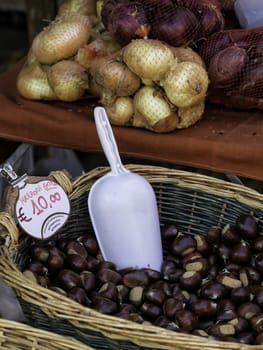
150,5,199,47
169,46,206,68
232,57,263,98
105,2,150,45
198,31,232,66
160,61,209,107
57,0,97,19
122,39,175,83
47,60,89,101
196,4,225,38
177,101,205,129
101,0,128,29
105,96,134,125
90,55,141,96
133,86,178,132
16,61,57,100
208,45,247,88
31,14,91,64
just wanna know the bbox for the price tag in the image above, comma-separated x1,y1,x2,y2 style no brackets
15,179,70,239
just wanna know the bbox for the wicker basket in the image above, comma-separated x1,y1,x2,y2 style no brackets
0,319,94,349
0,164,263,350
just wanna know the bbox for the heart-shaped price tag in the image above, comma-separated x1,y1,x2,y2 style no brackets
15,179,70,239
0,164,70,240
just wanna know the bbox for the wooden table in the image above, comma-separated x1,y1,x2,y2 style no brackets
0,60,263,181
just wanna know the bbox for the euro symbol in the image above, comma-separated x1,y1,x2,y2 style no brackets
17,207,32,222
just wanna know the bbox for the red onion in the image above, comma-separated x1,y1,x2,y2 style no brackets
208,45,248,88
150,5,200,47
196,4,225,38
101,0,128,29
198,31,232,66
232,57,263,98
105,2,150,45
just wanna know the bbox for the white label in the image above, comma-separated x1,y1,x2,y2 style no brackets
15,179,70,239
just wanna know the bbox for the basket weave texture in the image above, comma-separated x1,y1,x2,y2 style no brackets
0,165,263,350
0,319,94,349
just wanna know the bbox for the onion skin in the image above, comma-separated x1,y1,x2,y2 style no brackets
47,60,89,101
150,5,199,47
90,55,141,96
31,14,91,65
17,61,57,100
177,101,205,129
208,45,248,89
231,57,263,98
169,46,206,68
105,96,134,125
160,61,209,108
133,86,178,132
122,39,175,82
104,2,150,46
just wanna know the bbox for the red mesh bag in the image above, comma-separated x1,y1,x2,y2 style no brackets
198,27,263,110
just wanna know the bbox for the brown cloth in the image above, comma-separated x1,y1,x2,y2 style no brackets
0,60,263,181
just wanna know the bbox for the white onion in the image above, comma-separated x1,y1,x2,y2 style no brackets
160,61,209,107
123,39,175,82
16,62,57,100
105,96,134,125
47,60,89,101
31,14,91,64
177,101,205,129
133,86,178,132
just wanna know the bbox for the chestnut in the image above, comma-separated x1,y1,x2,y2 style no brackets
199,281,228,301
236,213,259,240
231,241,252,265
30,245,50,263
140,302,162,320
123,269,149,288
121,313,144,323
163,298,184,319
65,240,88,258
143,268,161,282
217,273,242,289
183,257,209,277
217,299,236,315
96,261,116,271
221,224,240,246
252,236,263,253
46,250,65,272
224,262,241,274
118,303,137,315
191,329,209,338
98,282,118,301
207,323,235,338
27,261,48,276
161,223,179,241
79,234,99,255
171,234,197,256
217,309,237,322
129,286,144,307
97,268,122,285
205,226,221,245
153,316,178,331
194,234,210,255
237,302,261,320
217,243,232,263
143,287,167,306
162,260,183,282
175,310,198,331
237,332,255,344
67,287,88,305
191,299,217,318
254,288,263,307
92,295,118,315
228,317,250,334
80,271,96,292
230,286,250,305
85,256,100,271
179,271,202,291
116,284,129,303
256,332,263,344
250,314,263,333
254,253,263,273
151,280,172,297
65,254,88,272
58,269,82,291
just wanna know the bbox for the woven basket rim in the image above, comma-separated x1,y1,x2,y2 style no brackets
0,164,262,350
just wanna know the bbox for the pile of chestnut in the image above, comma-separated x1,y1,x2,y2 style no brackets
23,212,263,345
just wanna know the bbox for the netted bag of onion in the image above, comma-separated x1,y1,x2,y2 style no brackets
198,27,263,110
89,39,210,133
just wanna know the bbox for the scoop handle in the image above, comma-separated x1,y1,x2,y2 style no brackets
94,107,128,175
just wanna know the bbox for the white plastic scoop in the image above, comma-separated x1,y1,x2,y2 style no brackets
88,107,163,271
